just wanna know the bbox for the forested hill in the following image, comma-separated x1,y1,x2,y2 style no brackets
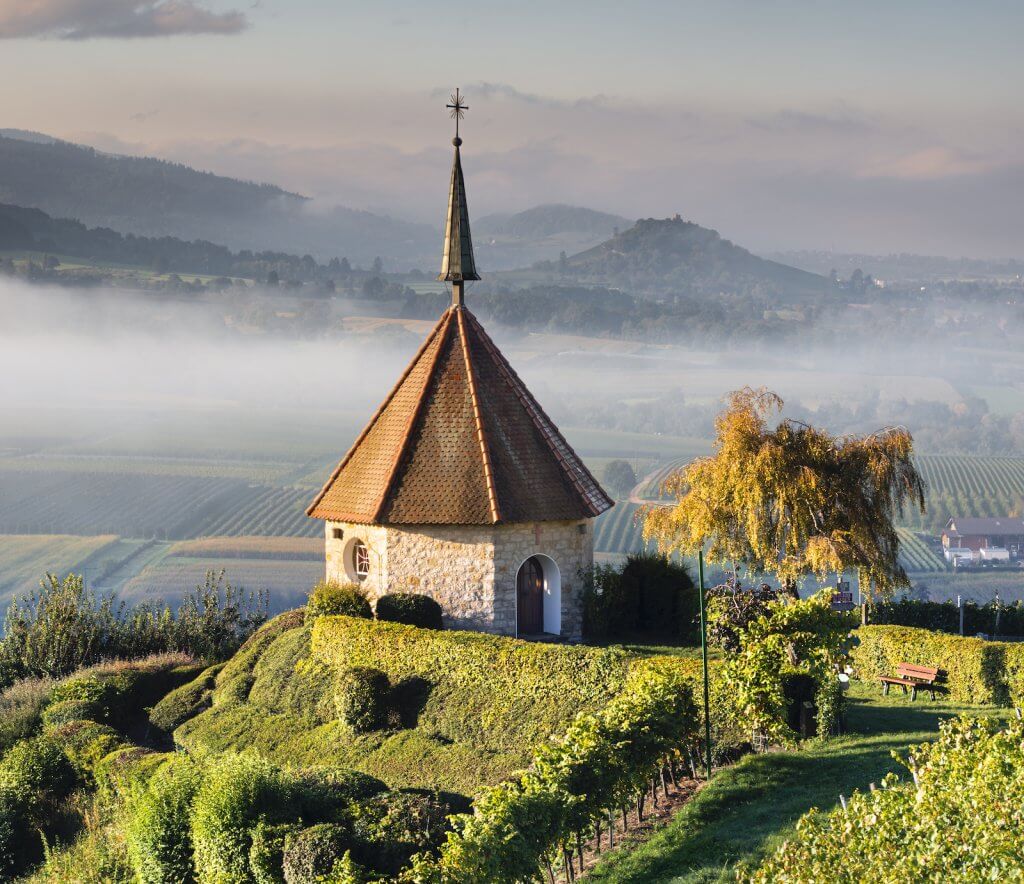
0,133,435,266
558,215,828,298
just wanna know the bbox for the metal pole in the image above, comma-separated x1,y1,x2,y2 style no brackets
698,550,712,780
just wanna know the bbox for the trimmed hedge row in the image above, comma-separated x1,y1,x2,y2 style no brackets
870,598,1024,637
852,625,1024,705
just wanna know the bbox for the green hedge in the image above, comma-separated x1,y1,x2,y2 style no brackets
306,583,372,623
870,598,1024,637
852,625,1024,705
375,594,443,630
335,668,390,734
149,663,224,735
311,616,633,754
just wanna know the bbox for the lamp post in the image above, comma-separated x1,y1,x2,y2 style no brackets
698,550,712,780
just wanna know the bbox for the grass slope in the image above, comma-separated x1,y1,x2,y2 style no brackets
586,683,1011,883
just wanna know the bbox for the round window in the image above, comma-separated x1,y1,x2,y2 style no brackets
352,540,370,580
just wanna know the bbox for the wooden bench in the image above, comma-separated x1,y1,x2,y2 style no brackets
880,663,941,700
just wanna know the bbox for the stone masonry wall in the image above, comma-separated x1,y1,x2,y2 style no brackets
323,518,593,639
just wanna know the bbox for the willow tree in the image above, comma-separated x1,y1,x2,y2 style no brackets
643,388,925,602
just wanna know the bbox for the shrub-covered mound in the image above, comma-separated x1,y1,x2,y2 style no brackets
746,715,1024,882
175,613,639,795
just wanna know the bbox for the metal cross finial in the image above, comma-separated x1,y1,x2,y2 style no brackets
447,88,468,141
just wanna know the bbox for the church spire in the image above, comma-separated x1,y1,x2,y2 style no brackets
438,88,480,306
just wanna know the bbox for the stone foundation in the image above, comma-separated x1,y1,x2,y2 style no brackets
323,518,595,639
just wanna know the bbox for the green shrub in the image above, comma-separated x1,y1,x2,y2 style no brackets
214,612,311,707
289,768,387,823
582,552,697,640
0,783,33,879
45,719,124,780
871,597,1024,637
0,676,53,755
149,663,224,735
95,746,166,802
334,667,390,734
282,823,351,884
306,583,372,623
127,754,202,884
374,594,443,630
0,571,265,682
0,735,75,810
41,696,105,728
249,821,299,884
191,754,292,884
350,791,453,876
747,715,1024,882
852,625,1012,705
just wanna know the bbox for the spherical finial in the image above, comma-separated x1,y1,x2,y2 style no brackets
452,136,463,147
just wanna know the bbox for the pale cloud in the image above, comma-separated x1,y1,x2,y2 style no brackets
858,146,996,181
0,0,247,39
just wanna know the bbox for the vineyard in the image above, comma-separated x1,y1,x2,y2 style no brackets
0,469,320,539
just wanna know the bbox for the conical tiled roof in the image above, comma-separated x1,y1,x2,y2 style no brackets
437,140,480,283
307,305,612,525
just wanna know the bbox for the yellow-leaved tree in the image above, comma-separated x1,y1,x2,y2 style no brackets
643,388,926,606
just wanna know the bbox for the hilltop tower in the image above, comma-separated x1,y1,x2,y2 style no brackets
307,95,613,638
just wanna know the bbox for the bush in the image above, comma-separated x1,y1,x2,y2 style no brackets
95,746,166,802
45,719,124,781
0,735,75,804
0,783,33,879
0,676,53,754
870,597,1024,637
306,583,372,622
334,667,390,733
0,571,266,685
190,754,292,884
41,696,105,728
350,791,453,875
374,594,443,630
582,552,697,640
283,823,351,884
127,755,202,884
852,624,1023,705
289,768,386,822
249,821,300,884
704,580,781,653
149,663,224,735
747,715,1024,882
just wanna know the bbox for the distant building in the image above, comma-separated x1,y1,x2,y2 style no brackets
306,112,613,639
941,517,1024,562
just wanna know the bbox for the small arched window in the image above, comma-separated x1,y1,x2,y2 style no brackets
353,540,370,580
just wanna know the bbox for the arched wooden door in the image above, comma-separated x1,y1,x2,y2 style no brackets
517,556,544,634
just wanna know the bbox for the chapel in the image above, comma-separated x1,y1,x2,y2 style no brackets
307,95,613,639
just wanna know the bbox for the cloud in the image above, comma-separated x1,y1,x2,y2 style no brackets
858,146,995,181
748,107,879,135
0,0,248,39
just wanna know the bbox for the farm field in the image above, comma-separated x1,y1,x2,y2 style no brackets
0,534,119,604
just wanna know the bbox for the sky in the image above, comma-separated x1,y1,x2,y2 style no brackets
1,0,1023,257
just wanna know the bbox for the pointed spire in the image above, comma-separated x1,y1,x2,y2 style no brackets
438,89,480,302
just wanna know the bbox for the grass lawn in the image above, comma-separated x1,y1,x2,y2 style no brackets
586,682,1011,883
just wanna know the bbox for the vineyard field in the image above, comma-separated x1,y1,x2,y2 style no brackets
0,469,320,540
